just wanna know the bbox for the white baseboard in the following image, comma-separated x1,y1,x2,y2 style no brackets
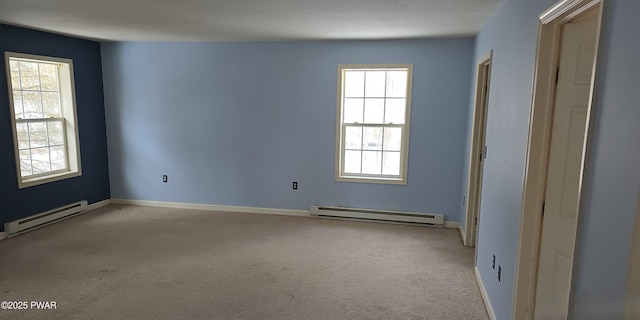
111,199,310,217
442,221,466,245
444,221,460,229
87,199,112,211
0,231,6,241
475,267,497,320
459,225,466,245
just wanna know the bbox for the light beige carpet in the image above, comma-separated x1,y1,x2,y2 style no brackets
0,205,488,320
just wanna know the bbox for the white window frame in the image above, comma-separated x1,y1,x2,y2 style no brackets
335,64,413,185
5,52,82,189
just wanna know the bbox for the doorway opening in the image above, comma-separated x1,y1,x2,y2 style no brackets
464,51,493,249
513,0,602,319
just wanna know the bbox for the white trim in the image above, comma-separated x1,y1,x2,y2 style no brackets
4,52,82,189
444,221,460,229
334,64,413,185
19,171,82,189
540,0,600,23
464,50,493,248
443,221,465,244
87,199,112,211
335,176,407,185
0,232,6,241
513,1,603,319
475,266,497,320
111,199,310,217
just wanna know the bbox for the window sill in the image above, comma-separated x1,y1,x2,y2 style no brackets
336,175,407,185
19,170,81,189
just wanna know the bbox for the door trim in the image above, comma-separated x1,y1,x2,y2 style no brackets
626,192,640,318
512,0,603,319
464,50,493,248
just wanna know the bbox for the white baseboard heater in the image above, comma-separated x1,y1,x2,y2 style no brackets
310,205,444,226
4,200,88,238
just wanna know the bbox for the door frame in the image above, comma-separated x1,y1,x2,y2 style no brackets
464,50,493,248
626,191,640,318
512,0,603,319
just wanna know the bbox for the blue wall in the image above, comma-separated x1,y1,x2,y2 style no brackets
0,24,110,231
467,0,554,318
101,40,473,222
469,0,640,318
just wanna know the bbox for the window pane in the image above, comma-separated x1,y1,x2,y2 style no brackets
9,60,21,90
364,98,384,124
16,123,30,150
22,91,43,119
386,71,408,97
50,146,67,171
344,150,362,174
39,63,59,91
7,55,79,184
42,92,61,117
385,99,406,124
382,152,401,176
343,98,363,123
19,61,40,91
365,71,386,98
345,126,362,149
363,127,382,150
48,121,65,146
28,122,48,148
13,91,24,119
338,66,411,182
383,127,402,151
344,71,365,98
31,147,51,174
19,150,32,177
362,151,382,175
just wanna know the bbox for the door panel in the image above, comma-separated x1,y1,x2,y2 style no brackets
559,105,587,222
534,9,598,320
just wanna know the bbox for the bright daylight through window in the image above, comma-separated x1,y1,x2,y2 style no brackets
336,65,413,184
5,52,81,188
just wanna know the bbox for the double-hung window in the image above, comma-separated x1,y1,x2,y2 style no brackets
336,64,413,184
5,52,81,188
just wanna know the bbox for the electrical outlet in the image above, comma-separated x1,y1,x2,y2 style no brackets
498,265,502,282
292,181,298,190
163,175,168,183
492,254,496,269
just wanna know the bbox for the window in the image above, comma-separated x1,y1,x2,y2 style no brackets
5,52,81,188
335,64,413,184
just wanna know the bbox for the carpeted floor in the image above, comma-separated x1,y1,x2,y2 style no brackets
0,205,488,320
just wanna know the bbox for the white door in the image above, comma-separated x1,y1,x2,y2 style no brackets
474,76,489,250
534,9,599,320
467,52,492,250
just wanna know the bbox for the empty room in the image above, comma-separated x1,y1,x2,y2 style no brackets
1,0,639,319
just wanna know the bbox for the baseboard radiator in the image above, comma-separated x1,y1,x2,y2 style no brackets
4,200,88,238
310,206,444,226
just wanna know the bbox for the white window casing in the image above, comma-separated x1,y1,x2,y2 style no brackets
5,52,82,188
335,64,413,185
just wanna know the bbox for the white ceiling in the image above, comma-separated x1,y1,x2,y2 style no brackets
0,0,504,41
